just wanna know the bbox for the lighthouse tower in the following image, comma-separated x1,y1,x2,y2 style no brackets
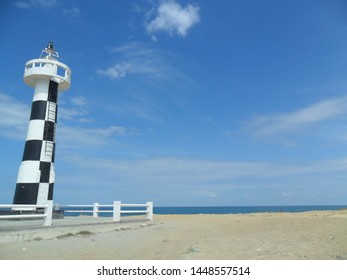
13,42,71,205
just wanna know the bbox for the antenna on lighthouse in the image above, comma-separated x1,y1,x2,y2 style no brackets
40,41,59,59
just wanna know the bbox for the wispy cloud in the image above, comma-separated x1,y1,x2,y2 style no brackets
244,95,347,142
71,96,87,107
102,97,167,124
57,154,347,205
59,96,91,123
0,93,130,148
0,93,29,140
63,7,80,18
14,1,30,8
58,125,127,148
96,42,196,125
97,42,177,80
15,0,57,9
145,0,200,40
63,156,347,189
97,61,161,79
57,96,131,148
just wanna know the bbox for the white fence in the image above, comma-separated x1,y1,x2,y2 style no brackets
62,201,153,222
0,201,53,227
0,201,153,227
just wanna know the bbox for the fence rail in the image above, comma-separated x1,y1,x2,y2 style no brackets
0,201,153,227
0,201,53,226
60,201,153,222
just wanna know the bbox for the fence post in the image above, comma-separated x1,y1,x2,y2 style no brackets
43,200,53,226
113,201,121,222
93,203,99,218
146,201,153,221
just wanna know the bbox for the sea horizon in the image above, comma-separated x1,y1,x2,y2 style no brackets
59,204,347,217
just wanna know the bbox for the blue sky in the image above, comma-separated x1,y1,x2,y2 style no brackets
1,0,347,206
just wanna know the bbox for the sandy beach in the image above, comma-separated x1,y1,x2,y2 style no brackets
1,210,347,260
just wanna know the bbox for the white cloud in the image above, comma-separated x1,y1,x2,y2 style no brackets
63,7,80,18
0,93,129,148
59,107,88,122
96,42,195,125
97,61,163,79
57,154,347,205
14,1,30,8
131,3,144,14
71,96,87,107
15,0,57,9
33,0,57,7
59,96,91,122
245,96,347,140
98,62,138,79
281,192,291,197
58,125,127,147
0,93,30,140
63,155,347,185
146,0,200,38
57,96,128,147
97,42,174,80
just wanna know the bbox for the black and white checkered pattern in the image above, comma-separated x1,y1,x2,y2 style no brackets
13,80,59,205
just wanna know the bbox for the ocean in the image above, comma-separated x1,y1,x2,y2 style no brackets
154,205,347,214
60,205,347,217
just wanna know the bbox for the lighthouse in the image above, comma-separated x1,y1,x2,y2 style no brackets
13,42,71,205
